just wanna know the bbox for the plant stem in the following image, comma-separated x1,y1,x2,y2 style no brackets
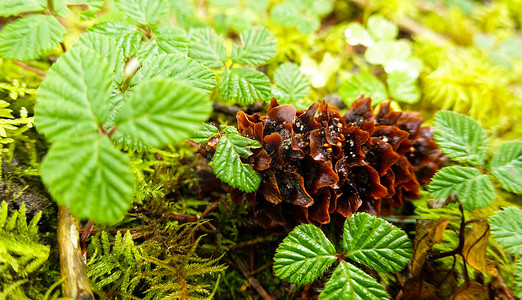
57,206,94,300
13,61,46,77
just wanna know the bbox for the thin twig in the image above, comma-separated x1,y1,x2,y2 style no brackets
13,61,46,77
231,253,274,300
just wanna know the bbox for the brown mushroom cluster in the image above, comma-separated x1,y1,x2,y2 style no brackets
202,97,447,228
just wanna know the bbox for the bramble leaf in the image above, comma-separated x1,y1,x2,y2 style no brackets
343,212,413,272
188,28,227,69
75,31,125,80
35,47,112,141
132,53,216,93
0,14,66,60
191,123,219,144
114,0,168,25
273,224,336,284
515,259,522,298
489,207,522,255
344,22,373,46
218,68,272,104
231,27,277,66
272,62,309,103
387,71,420,104
428,166,494,210
365,40,411,66
320,261,389,300
339,72,389,106
490,141,522,193
153,25,188,55
40,134,134,224
0,0,45,17
433,111,488,166
90,22,142,59
367,15,398,41
213,128,261,192
114,78,212,148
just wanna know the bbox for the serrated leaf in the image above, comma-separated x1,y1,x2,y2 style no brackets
270,2,300,27
320,261,389,300
192,123,219,143
387,71,420,104
219,68,272,104
433,111,488,166
365,40,412,66
136,39,161,63
35,47,112,141
0,14,66,60
132,53,216,93
75,32,125,81
0,0,45,17
367,15,398,41
40,134,134,224
490,141,522,193
231,27,276,66
339,72,389,106
273,62,309,103
153,25,188,55
273,224,336,284
114,0,168,25
114,78,212,148
213,132,261,192
343,212,412,272
489,207,522,255
188,28,227,69
90,22,143,59
66,0,104,17
428,166,494,210
515,258,522,298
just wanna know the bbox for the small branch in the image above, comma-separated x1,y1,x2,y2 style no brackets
231,254,274,300
57,206,94,300
13,61,46,77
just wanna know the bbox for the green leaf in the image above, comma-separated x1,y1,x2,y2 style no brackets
136,39,161,63
231,27,277,66
132,53,216,94
339,72,389,106
428,166,495,210
218,68,272,105
188,28,227,69
367,15,398,41
270,2,300,27
114,0,168,25
387,71,420,104
272,62,309,103
0,0,45,17
75,32,125,76
0,14,66,60
90,22,143,59
40,134,134,224
344,22,373,46
35,47,112,141
114,78,212,148
191,123,219,144
320,261,389,300
365,40,412,66
490,141,522,193
343,212,412,272
208,0,239,8
213,130,261,192
433,111,488,166
515,258,522,298
497,37,522,60
273,224,336,284
489,207,522,255
153,25,188,55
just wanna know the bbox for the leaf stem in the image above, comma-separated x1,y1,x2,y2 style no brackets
13,61,46,77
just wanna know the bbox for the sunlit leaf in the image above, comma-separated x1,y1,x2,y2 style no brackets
273,224,336,284
365,40,411,66
490,141,522,193
339,72,389,106
191,123,219,144
462,221,497,276
272,62,309,103
231,27,277,66
387,71,420,104
153,25,188,55
188,28,227,69
367,15,398,41
344,22,373,46
218,68,272,104
114,0,168,25
489,207,522,255
0,0,45,17
515,258,522,298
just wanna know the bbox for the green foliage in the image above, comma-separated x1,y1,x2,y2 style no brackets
188,28,227,69
218,68,272,104
273,213,413,299
114,0,169,25
231,28,277,66
270,0,333,34
272,62,310,104
516,259,522,298
212,126,262,192
0,14,66,60
0,0,45,17
490,142,522,193
339,72,389,106
0,201,50,299
489,207,522,255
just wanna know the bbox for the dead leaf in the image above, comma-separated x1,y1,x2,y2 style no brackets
462,221,497,276
412,217,450,276
398,278,438,300
450,281,488,300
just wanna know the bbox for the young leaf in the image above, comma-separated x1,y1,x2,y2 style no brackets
40,134,134,224
114,78,212,148
433,111,488,166
273,224,336,285
490,141,522,193
213,129,261,192
75,31,125,76
320,261,389,300
188,28,227,69
344,22,373,47
339,72,389,106
136,39,161,63
343,212,413,272
218,68,272,104
489,207,522,255
114,0,168,25
387,71,420,104
231,27,277,66
153,25,188,55
0,0,45,17
132,53,216,94
35,47,112,141
272,62,309,103
191,123,219,144
90,22,142,59
367,15,398,41
428,166,495,210
0,14,66,60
